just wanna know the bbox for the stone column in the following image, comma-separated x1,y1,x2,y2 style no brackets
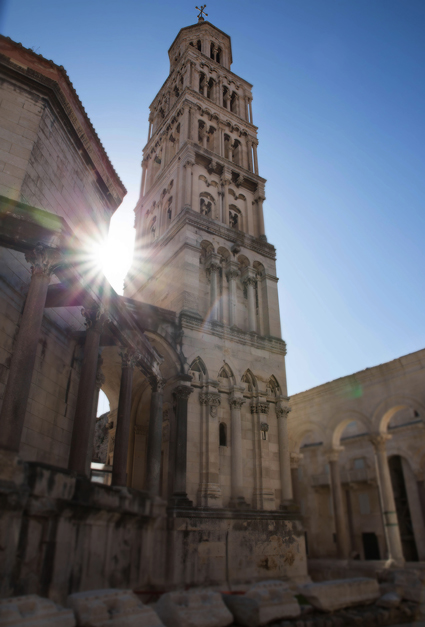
172,383,194,506
221,172,231,226
290,453,303,505
255,184,266,239
244,96,249,121
183,158,194,208
111,348,139,487
229,393,247,507
247,140,253,172
248,99,253,124
327,447,350,558
370,434,404,562
225,261,240,327
179,106,190,147
85,357,105,476
206,252,221,323
242,267,257,333
199,390,222,507
276,403,293,504
253,141,259,174
69,305,108,475
0,244,62,452
146,373,165,496
140,159,148,198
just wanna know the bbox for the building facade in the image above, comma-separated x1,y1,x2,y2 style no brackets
289,349,425,565
125,16,293,513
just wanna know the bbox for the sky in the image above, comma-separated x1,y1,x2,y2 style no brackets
2,0,424,397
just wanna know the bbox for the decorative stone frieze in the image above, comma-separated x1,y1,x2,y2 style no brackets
81,305,109,332
199,392,221,417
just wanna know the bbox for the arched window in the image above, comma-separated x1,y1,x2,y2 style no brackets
149,216,157,241
197,40,202,51
199,73,206,96
230,92,237,114
229,206,241,229
166,196,173,221
200,197,212,216
219,423,227,446
216,48,221,64
210,43,215,59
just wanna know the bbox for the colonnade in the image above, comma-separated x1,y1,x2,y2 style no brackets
0,243,195,503
323,438,405,562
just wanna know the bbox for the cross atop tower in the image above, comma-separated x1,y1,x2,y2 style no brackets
196,5,208,22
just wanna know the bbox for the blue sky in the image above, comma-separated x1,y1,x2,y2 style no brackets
2,0,424,395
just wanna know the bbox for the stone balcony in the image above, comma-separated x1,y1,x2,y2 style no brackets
311,467,376,488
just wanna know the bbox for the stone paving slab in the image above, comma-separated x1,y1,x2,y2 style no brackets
0,594,75,626
155,589,233,627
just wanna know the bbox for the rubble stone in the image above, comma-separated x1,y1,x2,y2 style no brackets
0,594,75,626
222,580,301,626
67,589,163,627
155,589,233,627
300,578,380,612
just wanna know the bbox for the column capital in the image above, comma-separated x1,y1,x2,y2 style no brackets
290,452,304,469
229,396,245,410
81,305,109,333
241,266,257,285
149,373,165,392
25,243,63,277
173,384,193,400
225,260,240,281
326,446,345,463
119,347,140,369
276,406,291,419
200,392,221,417
206,252,221,274
370,433,392,452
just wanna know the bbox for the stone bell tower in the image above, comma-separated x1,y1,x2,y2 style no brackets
125,14,293,513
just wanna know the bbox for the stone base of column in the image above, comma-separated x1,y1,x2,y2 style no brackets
198,482,222,508
229,496,250,510
170,491,193,508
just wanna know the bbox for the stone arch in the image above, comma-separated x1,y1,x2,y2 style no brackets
290,422,324,453
241,369,257,395
200,191,216,218
323,410,372,450
229,204,242,230
372,395,425,434
188,356,209,385
237,254,250,268
217,246,230,262
253,260,265,277
266,375,281,398
217,362,236,387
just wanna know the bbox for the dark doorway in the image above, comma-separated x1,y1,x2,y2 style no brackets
389,456,419,562
362,532,380,560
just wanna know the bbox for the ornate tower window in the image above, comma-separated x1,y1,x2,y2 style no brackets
219,423,227,446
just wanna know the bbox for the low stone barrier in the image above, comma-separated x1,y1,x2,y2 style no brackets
155,589,233,627
67,589,164,626
300,577,380,612
0,594,75,626
223,580,301,626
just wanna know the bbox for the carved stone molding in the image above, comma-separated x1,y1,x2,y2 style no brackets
243,276,257,288
25,243,63,277
251,402,269,415
260,422,269,433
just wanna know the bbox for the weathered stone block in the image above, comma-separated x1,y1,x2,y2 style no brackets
0,594,75,626
377,592,401,608
300,578,380,612
155,589,233,627
67,589,163,627
223,580,301,626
